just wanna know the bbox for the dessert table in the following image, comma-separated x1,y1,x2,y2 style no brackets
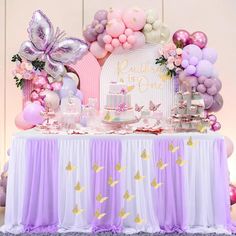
1,130,234,234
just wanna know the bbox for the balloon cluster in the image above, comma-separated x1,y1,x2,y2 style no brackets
84,7,170,59
177,40,223,113
15,73,84,130
173,29,208,49
207,114,221,131
143,10,170,44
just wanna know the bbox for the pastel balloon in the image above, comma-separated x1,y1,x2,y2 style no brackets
204,78,214,88
127,35,136,44
123,42,132,49
197,84,207,93
146,9,159,20
23,102,45,125
90,41,108,59
132,32,145,49
51,81,62,91
159,24,170,43
202,93,214,109
202,47,218,64
152,20,161,30
189,56,198,66
32,76,48,88
107,8,122,20
208,93,223,112
40,90,60,110
207,86,218,96
103,34,112,44
198,75,207,84
213,78,222,91
95,24,104,34
188,76,198,87
125,28,133,36
76,89,84,101
15,112,34,130
83,27,97,42
183,44,202,60
122,7,146,31
225,136,234,157
106,19,125,37
105,43,114,52
94,10,108,21
185,65,196,75
189,31,208,49
196,60,213,78
111,38,120,47
172,29,190,48
212,122,221,131
181,59,189,68
208,114,217,123
143,24,153,33
97,32,106,47
59,76,77,98
145,30,160,44
119,34,127,43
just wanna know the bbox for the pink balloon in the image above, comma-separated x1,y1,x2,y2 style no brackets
125,28,133,36
51,81,62,91
230,184,236,205
172,29,190,47
189,31,208,49
90,41,108,59
103,34,112,44
107,8,122,20
43,83,52,90
40,90,60,110
123,42,132,49
208,114,217,123
106,19,125,37
132,32,145,49
225,136,234,157
15,112,34,130
127,35,136,45
111,38,120,48
32,76,48,88
212,121,221,131
30,90,40,102
119,34,127,43
23,102,45,125
105,43,114,52
122,8,146,31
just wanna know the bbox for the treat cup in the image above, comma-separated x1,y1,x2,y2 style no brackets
192,92,202,100
177,106,186,115
189,106,197,115
191,120,200,129
197,106,204,114
182,122,191,129
176,92,183,102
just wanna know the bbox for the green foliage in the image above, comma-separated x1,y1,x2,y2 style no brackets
32,59,45,71
11,54,22,63
13,76,24,89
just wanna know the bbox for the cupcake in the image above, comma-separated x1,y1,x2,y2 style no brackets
176,92,183,102
177,105,186,115
189,105,197,115
191,120,200,129
197,105,204,114
181,121,191,129
183,91,191,101
192,92,202,100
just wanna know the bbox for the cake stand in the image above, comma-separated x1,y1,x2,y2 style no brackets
102,117,140,130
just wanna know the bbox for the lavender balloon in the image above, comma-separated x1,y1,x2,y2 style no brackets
59,76,77,98
197,84,207,93
94,10,108,21
196,60,213,78
97,32,106,47
207,86,218,96
208,93,223,112
76,89,84,101
213,78,222,91
83,27,97,42
185,65,196,75
183,44,203,60
202,48,218,64
202,93,214,109
23,102,45,125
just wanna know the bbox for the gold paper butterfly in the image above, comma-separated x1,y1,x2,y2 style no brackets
93,164,104,173
141,149,150,160
176,156,187,167
187,136,198,148
72,204,84,215
115,163,126,172
151,178,163,189
169,143,180,153
104,111,112,121
197,124,207,133
74,182,85,192
156,160,168,170
123,190,135,201
127,85,135,92
119,208,130,219
95,210,106,220
96,193,108,203
66,161,76,171
108,176,119,187
134,214,144,224
134,171,145,181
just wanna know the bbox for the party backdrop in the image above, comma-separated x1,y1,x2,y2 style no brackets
0,0,236,182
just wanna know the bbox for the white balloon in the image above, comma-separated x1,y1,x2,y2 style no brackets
66,72,80,87
143,23,153,33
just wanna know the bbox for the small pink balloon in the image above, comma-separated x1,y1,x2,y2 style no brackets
106,19,125,37
225,136,234,157
111,38,120,48
189,31,208,49
15,112,34,130
125,28,133,36
119,34,127,43
208,114,217,123
90,41,108,59
127,35,136,45
30,90,40,102
43,83,52,90
212,121,221,131
107,8,122,20
32,76,48,88
172,29,190,47
123,42,132,49
103,34,112,44
122,7,146,31
105,43,114,52
132,31,145,49
51,81,62,91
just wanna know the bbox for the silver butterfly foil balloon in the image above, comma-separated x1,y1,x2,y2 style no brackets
19,10,88,79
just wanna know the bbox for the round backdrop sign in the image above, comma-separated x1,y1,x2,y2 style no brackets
100,44,176,117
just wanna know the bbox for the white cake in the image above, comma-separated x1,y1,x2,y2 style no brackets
103,82,135,122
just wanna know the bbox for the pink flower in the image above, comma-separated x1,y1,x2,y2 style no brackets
116,103,128,112
167,63,175,70
23,71,34,80
168,56,175,64
174,56,182,66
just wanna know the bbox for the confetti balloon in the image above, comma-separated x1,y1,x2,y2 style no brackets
172,29,190,48
189,31,208,49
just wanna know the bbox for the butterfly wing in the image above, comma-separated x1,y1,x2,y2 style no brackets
50,37,88,64
44,55,66,79
28,10,54,51
19,41,44,61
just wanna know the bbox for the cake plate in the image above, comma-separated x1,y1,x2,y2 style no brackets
102,117,140,130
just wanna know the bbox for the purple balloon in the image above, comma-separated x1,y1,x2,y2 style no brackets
97,32,106,47
202,47,218,64
83,28,97,42
198,76,207,84
185,65,196,75
196,60,214,78
94,10,108,21
23,102,45,125
181,59,189,68
197,84,207,93
213,78,222,91
208,114,217,123
188,76,198,87
95,24,105,34
208,93,223,112
207,86,218,96
101,19,107,26
204,78,214,88
59,76,77,98
189,56,198,66
202,93,214,109
76,89,84,101
92,20,99,27
183,44,203,60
